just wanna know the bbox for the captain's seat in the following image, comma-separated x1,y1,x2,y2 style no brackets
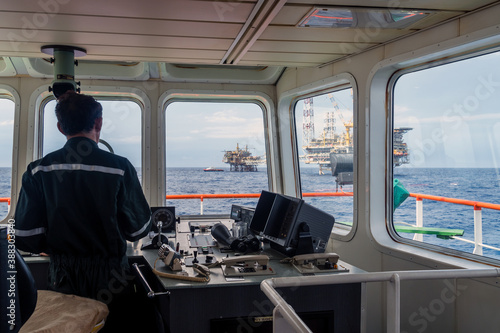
1,226,109,333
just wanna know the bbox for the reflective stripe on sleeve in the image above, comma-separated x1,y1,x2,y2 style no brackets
127,218,151,238
14,227,46,237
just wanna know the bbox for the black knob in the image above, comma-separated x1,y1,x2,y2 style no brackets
192,250,199,264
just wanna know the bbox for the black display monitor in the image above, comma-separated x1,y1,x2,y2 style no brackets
248,190,277,234
249,190,335,256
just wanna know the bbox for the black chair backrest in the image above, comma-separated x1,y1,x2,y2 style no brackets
1,227,38,333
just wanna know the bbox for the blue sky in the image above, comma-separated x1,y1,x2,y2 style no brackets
1,51,499,169
43,100,143,166
394,51,500,168
165,102,265,168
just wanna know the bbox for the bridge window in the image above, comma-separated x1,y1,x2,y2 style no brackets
43,99,143,180
0,99,14,220
294,89,354,233
393,51,500,261
165,101,268,215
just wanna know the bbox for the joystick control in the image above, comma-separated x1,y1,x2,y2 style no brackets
192,250,199,264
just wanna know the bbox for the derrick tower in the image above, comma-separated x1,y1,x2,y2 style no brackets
303,98,315,146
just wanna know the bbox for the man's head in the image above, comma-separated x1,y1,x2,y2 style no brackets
55,91,103,141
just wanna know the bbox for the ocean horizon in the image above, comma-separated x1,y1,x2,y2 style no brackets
2,166,499,260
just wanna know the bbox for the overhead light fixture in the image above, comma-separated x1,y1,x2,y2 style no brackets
297,7,433,29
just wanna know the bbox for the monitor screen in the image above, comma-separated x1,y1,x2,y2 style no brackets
249,190,277,234
249,190,335,256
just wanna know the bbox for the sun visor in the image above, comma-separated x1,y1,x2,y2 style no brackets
22,58,150,81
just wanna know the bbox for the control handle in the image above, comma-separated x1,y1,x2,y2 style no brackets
132,263,170,298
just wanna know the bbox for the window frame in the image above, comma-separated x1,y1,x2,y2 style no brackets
278,73,358,242
159,90,276,209
31,85,151,198
0,85,20,222
386,49,500,264
292,86,355,237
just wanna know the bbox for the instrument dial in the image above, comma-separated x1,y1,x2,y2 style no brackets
152,207,175,232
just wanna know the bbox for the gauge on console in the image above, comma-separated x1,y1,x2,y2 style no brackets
151,206,176,233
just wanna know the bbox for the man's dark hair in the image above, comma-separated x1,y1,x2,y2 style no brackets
55,91,103,136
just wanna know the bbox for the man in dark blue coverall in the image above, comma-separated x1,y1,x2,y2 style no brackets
14,91,152,331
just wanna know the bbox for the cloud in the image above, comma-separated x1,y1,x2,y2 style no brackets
174,108,265,139
396,110,500,128
204,110,248,124
201,118,263,139
394,105,411,113
168,135,196,143
113,135,141,144
0,120,14,126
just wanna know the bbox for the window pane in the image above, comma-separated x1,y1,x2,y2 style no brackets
0,99,15,220
165,102,268,215
393,51,500,260
294,89,354,233
43,99,142,177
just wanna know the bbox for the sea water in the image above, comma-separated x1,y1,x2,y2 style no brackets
165,167,500,260
3,167,499,259
393,168,500,260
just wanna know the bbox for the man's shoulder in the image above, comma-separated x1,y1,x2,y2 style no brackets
94,150,140,179
27,148,65,168
26,146,134,175
96,149,131,166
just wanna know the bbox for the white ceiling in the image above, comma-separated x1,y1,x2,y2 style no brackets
0,0,498,68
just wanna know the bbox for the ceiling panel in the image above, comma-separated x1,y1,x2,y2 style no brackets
251,40,376,54
0,0,498,73
72,47,228,62
238,56,344,67
0,0,256,23
243,51,338,64
0,29,233,51
270,5,313,25
0,42,227,63
260,26,410,43
0,13,243,39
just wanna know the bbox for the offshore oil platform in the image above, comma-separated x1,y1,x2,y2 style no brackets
222,144,265,171
393,127,413,166
301,95,412,175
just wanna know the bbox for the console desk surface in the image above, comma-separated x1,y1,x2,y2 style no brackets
128,218,365,289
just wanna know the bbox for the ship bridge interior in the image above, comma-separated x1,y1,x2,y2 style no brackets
2,1,500,333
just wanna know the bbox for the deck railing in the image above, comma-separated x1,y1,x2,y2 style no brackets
162,191,500,255
165,191,353,215
409,193,500,255
2,191,499,255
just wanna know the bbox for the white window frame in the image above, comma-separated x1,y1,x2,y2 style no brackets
278,73,358,242
368,30,500,267
158,90,275,208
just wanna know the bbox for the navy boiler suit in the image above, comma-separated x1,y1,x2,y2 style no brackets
14,137,151,300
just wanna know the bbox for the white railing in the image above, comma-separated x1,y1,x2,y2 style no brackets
260,268,500,333
410,193,500,255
